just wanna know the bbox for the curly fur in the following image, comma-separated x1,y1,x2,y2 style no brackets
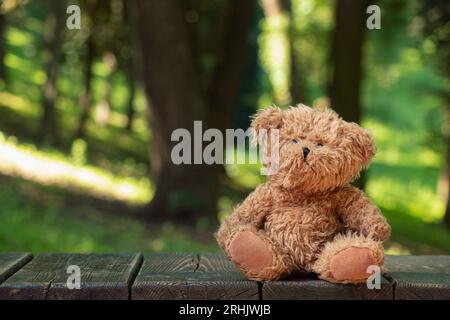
216,105,391,283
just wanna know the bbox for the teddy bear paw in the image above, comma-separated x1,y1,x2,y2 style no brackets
329,247,377,282
228,230,273,276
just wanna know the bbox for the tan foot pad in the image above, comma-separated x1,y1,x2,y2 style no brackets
229,231,273,273
330,247,377,281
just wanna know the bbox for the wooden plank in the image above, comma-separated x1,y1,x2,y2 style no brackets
262,271,394,300
185,253,259,300
132,253,258,300
384,255,450,300
0,253,33,284
0,253,142,300
132,253,198,300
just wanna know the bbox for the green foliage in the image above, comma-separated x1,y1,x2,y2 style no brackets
0,186,146,252
71,138,87,166
0,181,217,253
0,0,449,254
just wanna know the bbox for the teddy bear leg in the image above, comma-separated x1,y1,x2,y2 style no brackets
312,233,384,284
227,227,293,281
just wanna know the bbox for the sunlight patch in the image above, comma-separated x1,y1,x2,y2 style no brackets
0,134,152,204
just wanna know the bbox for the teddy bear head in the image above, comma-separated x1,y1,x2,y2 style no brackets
251,105,375,194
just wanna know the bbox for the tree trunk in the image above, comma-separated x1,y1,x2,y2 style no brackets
443,95,450,228
95,0,123,126
125,58,135,131
75,36,95,138
283,0,307,104
0,12,5,82
328,0,368,188
123,0,140,131
329,0,367,122
95,52,116,126
40,0,64,145
207,0,256,130
135,0,219,221
134,0,254,222
261,0,306,106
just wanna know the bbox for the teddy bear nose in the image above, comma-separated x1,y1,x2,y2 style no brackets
303,147,310,159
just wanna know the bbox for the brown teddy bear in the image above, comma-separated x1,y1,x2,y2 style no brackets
216,105,390,284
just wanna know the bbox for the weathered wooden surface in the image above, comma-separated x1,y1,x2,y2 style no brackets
131,253,258,299
184,253,258,300
261,272,393,300
0,253,142,300
0,253,33,284
132,253,198,299
384,255,450,300
0,253,449,300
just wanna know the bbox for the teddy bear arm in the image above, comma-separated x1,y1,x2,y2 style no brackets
215,185,274,249
335,187,391,241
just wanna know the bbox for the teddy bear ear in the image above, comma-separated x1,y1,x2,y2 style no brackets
250,106,284,146
251,106,284,135
339,122,376,167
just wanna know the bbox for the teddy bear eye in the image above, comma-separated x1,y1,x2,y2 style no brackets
292,139,298,144
317,143,324,147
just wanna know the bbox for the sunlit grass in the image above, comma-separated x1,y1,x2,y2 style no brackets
0,185,217,253
0,132,152,205
365,119,445,223
367,175,445,223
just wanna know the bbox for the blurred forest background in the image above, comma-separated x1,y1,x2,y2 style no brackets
0,0,449,254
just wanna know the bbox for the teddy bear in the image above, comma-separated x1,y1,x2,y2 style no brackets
216,105,391,284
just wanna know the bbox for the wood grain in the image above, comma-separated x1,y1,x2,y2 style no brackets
132,253,258,300
0,253,142,300
263,278,393,300
0,253,33,284
131,253,198,300
262,269,394,300
384,255,450,300
1,253,449,300
186,253,259,300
